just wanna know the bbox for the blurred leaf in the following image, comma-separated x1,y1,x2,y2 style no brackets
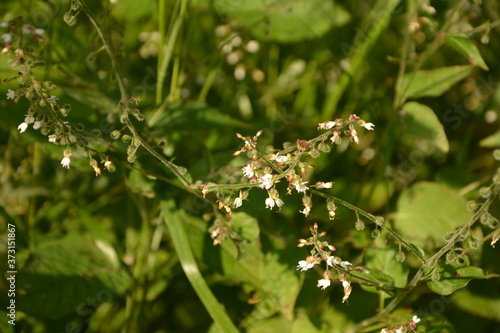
150,102,250,130
401,102,449,153
246,316,293,333
291,313,321,333
427,262,488,295
393,182,473,249
401,66,474,99
214,0,350,43
453,288,500,321
13,233,130,319
363,246,409,289
444,34,489,71
128,168,156,198
261,253,301,320
161,199,239,333
479,130,500,147
354,268,398,296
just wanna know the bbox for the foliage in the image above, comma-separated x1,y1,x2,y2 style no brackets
0,0,500,332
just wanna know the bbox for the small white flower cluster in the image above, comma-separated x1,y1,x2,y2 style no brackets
295,223,364,303
380,315,421,333
1,20,45,54
317,114,374,145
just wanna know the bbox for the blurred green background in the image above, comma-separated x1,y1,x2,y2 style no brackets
0,0,499,332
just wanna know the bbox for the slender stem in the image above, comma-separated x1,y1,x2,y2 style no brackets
76,0,128,102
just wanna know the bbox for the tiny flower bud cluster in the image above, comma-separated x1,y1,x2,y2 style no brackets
296,223,368,302
3,18,114,176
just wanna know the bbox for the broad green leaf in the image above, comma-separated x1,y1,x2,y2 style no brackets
214,0,350,43
445,34,489,71
427,262,487,295
161,199,239,333
291,313,321,333
363,246,409,288
453,289,500,321
354,268,398,297
401,102,449,153
401,65,474,99
479,130,500,147
150,101,250,130
393,182,473,249
246,316,293,333
13,233,130,319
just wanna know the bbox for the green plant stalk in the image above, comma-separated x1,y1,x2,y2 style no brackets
198,68,218,102
161,199,239,333
76,0,128,102
156,0,186,105
322,0,401,119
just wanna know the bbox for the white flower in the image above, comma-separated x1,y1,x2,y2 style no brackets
17,122,28,133
1,33,12,44
48,134,57,143
340,261,352,269
412,315,420,323
234,197,243,208
300,206,311,217
24,115,35,124
33,121,41,130
322,182,333,188
68,134,77,143
242,165,254,178
35,28,45,36
297,260,314,271
48,95,58,103
265,197,275,209
295,181,309,193
395,329,403,333
6,89,15,100
317,279,331,290
326,256,336,267
275,198,284,209
275,154,288,163
364,122,375,130
380,329,389,333
61,156,71,169
260,174,273,189
325,121,336,129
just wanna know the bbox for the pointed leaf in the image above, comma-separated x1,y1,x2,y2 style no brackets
445,34,489,71
401,101,449,153
479,130,500,147
401,65,474,99
427,263,488,295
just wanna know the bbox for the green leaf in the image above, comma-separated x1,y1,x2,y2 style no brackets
453,288,500,321
393,182,473,249
214,0,350,43
401,65,474,99
363,246,409,288
150,101,250,130
427,262,487,295
401,102,449,153
12,233,130,319
479,130,500,147
160,199,239,333
445,34,489,71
